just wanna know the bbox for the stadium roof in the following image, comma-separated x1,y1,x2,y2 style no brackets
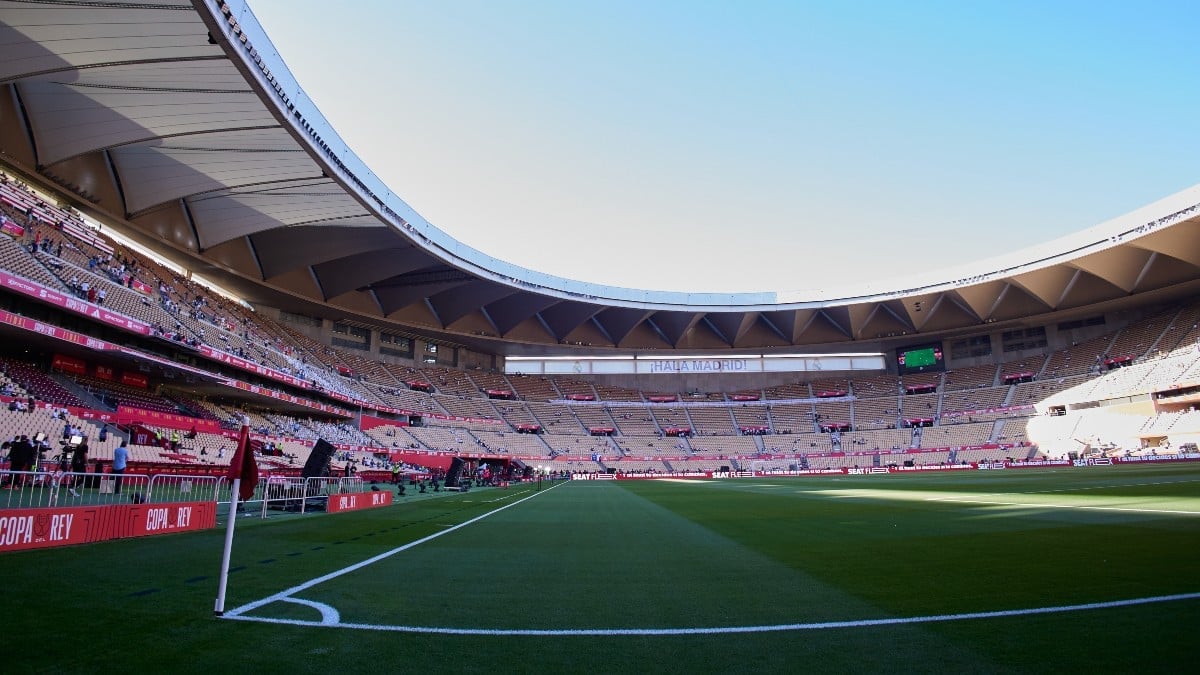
1,0,1198,356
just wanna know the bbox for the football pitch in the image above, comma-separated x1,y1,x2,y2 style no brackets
4,464,1200,673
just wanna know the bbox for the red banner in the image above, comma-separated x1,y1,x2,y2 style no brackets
94,364,115,381
197,345,311,389
0,270,150,335
52,353,88,376
425,413,502,425
222,379,352,417
0,219,23,237
116,406,221,433
326,491,394,513
121,372,149,389
941,405,1035,419
0,501,216,553
0,309,121,351
131,279,153,296
359,414,411,431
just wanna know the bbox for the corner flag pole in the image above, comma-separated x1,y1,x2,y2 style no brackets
214,478,242,615
215,420,254,616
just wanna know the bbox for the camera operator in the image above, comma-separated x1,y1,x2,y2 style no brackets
68,438,88,497
4,435,35,487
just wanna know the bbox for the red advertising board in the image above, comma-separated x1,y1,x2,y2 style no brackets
52,353,88,375
222,379,352,417
198,345,310,389
359,414,412,431
116,406,221,433
121,372,149,389
0,309,121,351
0,501,216,553
326,491,394,513
0,270,150,335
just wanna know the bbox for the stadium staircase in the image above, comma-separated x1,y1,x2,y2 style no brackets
1141,306,1182,358
50,374,110,411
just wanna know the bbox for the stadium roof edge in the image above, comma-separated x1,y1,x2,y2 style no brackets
0,0,1197,353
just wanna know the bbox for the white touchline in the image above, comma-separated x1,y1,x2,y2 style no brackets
223,591,1200,636
222,482,564,618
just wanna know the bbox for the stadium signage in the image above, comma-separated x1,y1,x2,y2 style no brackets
223,379,351,417
648,359,748,373
512,354,886,376
1116,454,1200,463
0,501,215,553
327,491,394,512
1003,459,1072,468
0,270,150,334
0,309,119,351
198,345,309,388
117,406,221,433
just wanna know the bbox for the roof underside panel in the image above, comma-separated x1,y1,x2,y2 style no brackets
651,311,702,347
428,281,516,327
595,307,652,346
483,294,560,336
704,312,750,346
20,62,272,166
111,129,319,215
308,245,430,299
187,180,371,249
0,1,211,83
540,303,605,342
254,225,400,276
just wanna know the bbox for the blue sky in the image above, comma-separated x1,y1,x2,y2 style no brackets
248,0,1198,294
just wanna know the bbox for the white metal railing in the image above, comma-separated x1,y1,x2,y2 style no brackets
0,470,149,508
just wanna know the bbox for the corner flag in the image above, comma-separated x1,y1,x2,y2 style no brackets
215,423,259,615
227,424,258,501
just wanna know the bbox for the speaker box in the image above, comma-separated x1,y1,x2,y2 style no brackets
303,439,336,479
444,456,465,488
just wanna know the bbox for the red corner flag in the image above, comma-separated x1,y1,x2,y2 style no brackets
227,424,259,501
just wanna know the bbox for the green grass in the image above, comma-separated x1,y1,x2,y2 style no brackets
2,466,1199,673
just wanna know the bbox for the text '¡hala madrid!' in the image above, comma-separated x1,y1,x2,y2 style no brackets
648,359,748,373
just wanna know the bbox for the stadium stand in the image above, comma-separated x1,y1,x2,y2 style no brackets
2,157,1200,484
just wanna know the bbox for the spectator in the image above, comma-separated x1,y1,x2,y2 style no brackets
112,440,129,494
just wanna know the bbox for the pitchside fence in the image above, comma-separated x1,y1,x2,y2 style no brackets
1,469,365,518
0,470,225,509
257,476,366,515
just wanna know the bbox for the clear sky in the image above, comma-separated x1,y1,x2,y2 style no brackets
247,0,1198,295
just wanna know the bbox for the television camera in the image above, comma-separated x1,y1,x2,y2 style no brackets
55,434,85,470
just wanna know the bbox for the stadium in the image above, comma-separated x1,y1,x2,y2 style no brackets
1,1,1198,672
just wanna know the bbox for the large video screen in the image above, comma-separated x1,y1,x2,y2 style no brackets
896,342,945,374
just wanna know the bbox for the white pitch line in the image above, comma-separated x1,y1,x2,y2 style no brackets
223,591,1200,636
925,496,1200,516
223,483,562,618
1019,478,1200,495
